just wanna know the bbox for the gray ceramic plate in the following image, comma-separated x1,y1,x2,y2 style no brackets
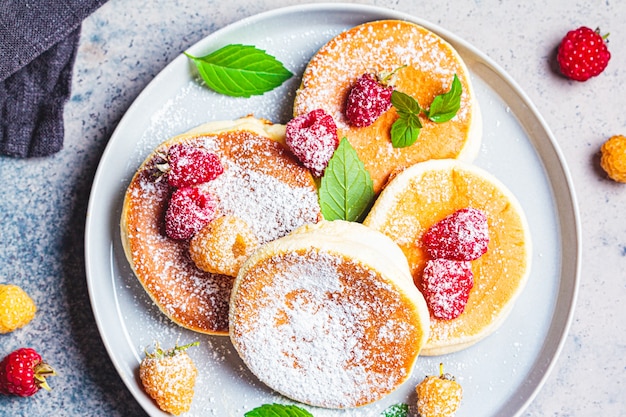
85,3,580,416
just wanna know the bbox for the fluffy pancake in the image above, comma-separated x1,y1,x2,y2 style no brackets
120,116,321,335
363,159,531,355
229,220,430,408
294,19,482,193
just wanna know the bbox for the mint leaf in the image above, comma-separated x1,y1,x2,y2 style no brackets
185,44,292,97
390,112,421,148
319,138,375,222
244,403,313,417
390,90,422,148
426,74,462,123
380,403,409,417
391,89,421,115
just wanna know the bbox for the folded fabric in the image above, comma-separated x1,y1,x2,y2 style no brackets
0,0,108,158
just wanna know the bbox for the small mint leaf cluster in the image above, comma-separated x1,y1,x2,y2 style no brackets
391,74,462,148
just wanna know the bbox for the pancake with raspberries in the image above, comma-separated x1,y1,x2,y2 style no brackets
363,159,531,355
293,19,482,193
229,220,430,408
120,116,321,335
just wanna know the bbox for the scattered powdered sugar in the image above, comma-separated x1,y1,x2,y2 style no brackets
134,81,208,164
231,249,418,408
197,133,321,244
127,171,233,333
203,160,319,243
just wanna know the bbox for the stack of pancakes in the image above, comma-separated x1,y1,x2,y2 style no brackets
121,20,531,409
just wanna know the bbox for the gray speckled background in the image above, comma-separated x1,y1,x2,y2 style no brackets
1,0,625,416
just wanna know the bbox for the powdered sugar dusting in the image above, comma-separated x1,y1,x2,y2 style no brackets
124,129,321,334
231,249,419,408
104,11,541,416
126,171,233,333
202,160,320,243
196,130,321,243
295,20,471,130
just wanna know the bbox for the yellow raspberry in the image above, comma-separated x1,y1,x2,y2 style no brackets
600,134,626,183
189,215,259,277
139,341,198,415
0,284,37,333
416,363,463,417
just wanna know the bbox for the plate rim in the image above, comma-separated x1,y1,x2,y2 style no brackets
84,3,581,416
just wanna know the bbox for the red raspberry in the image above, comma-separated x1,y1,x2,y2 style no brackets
345,73,393,127
166,144,223,188
165,187,216,240
423,207,489,261
0,348,55,397
557,26,611,82
421,259,474,320
285,109,339,177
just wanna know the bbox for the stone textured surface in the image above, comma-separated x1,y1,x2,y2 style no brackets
1,0,625,415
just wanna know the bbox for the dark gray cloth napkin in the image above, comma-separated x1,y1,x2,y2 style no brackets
0,0,108,158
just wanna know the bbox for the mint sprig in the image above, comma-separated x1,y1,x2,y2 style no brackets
184,44,292,97
318,137,375,222
244,403,313,417
380,403,409,417
390,74,463,148
244,402,409,417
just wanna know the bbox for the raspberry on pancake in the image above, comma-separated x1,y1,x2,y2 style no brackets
364,159,531,355
120,117,322,335
294,20,482,193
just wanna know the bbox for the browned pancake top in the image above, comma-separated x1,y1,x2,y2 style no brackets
230,247,425,408
122,129,321,334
